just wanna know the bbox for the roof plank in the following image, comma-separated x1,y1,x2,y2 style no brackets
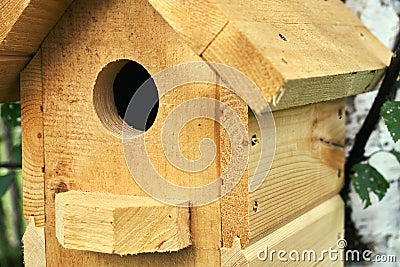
146,0,228,55
0,0,393,106
0,55,30,102
0,0,73,102
149,0,392,109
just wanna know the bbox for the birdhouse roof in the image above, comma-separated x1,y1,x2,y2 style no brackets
0,0,392,108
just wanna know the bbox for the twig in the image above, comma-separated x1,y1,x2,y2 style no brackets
341,44,400,251
0,163,21,169
345,46,400,176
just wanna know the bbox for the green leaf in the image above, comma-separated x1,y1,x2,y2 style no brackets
381,100,400,143
350,163,390,209
1,103,21,128
390,149,400,163
0,173,15,197
10,144,21,165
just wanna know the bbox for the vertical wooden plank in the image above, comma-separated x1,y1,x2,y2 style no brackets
21,50,45,227
22,217,46,267
219,85,249,249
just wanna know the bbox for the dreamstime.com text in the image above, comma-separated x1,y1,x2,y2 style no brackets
257,239,397,263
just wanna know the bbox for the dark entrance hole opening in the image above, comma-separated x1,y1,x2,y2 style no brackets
113,61,159,131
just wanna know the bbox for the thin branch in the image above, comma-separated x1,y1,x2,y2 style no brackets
0,163,21,169
340,43,400,252
345,46,400,176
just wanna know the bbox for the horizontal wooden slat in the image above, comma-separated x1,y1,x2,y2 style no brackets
248,99,345,239
55,191,191,255
221,195,344,266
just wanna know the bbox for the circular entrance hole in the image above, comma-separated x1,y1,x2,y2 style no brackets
93,60,159,137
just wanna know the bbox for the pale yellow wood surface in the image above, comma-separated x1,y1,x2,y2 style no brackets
149,0,392,110
218,86,249,249
22,217,46,267
0,0,73,55
146,0,227,55
222,195,344,266
20,50,45,227
276,68,386,111
41,0,222,265
203,21,285,105
55,191,191,255
249,99,345,239
0,0,73,102
0,0,392,106
221,238,248,267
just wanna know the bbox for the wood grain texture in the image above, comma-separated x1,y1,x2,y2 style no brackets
55,191,191,255
249,99,345,239
0,0,73,103
22,217,46,267
0,0,392,106
146,0,228,55
0,0,73,55
149,0,391,109
42,0,221,265
202,22,285,104
275,68,386,111
21,50,45,226
218,85,249,249
222,196,344,266
0,0,29,45
0,55,29,102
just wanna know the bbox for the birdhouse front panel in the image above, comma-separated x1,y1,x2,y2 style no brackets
15,0,393,266
35,0,224,265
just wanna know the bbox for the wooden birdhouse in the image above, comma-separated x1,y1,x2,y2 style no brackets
0,0,392,266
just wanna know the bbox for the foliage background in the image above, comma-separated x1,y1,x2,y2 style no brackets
345,1,400,265
0,103,23,266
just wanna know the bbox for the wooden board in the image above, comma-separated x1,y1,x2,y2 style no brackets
218,86,249,249
148,0,392,110
20,50,45,227
41,0,226,265
248,99,345,239
0,0,73,55
0,0,30,46
22,217,46,267
0,55,29,102
0,0,392,106
221,195,344,266
0,0,73,102
145,0,227,55
55,191,191,255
